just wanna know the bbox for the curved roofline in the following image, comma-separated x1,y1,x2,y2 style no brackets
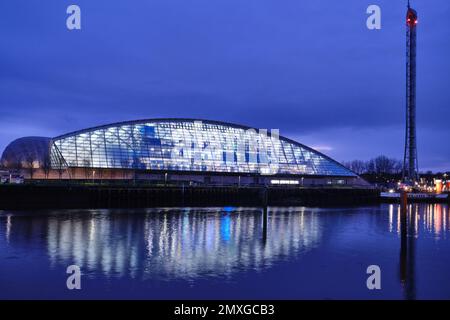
52,118,357,176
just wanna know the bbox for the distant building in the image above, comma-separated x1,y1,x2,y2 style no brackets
1,118,367,186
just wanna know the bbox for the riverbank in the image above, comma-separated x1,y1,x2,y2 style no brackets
0,184,379,210
380,191,449,203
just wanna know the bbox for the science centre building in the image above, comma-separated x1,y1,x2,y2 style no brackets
1,119,366,186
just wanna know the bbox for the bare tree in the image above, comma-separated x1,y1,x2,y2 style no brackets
109,158,116,179
11,158,23,172
373,155,393,174
345,155,403,175
41,156,51,179
83,159,91,180
98,168,103,184
393,160,403,174
344,160,367,175
121,159,129,179
366,159,376,174
25,155,36,179
57,159,65,179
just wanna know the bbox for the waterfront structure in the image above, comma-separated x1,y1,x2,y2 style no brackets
403,1,419,183
1,118,366,186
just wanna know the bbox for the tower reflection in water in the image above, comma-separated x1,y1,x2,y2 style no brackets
39,207,322,280
389,203,450,300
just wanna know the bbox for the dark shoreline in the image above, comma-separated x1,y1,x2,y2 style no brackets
2,184,448,210
0,184,380,210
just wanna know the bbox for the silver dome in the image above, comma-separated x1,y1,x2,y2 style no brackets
1,137,51,168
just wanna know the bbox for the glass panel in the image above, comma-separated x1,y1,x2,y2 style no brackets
51,120,355,177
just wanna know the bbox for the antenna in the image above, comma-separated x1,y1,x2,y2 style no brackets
408,0,411,8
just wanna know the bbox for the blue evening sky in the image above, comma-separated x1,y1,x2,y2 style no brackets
0,1,449,171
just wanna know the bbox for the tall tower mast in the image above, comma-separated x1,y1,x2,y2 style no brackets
403,1,419,183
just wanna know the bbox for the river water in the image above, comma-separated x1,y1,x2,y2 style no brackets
1,204,449,299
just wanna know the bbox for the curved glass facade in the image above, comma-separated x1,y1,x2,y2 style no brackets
50,119,355,176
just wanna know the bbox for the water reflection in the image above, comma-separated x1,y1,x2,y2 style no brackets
2,204,450,299
390,203,450,300
398,204,416,300
3,207,322,280
388,203,450,238
5,214,11,243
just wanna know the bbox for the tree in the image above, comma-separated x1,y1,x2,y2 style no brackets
98,168,103,184
41,156,51,179
366,159,376,174
393,160,403,174
54,156,66,179
344,155,404,176
9,157,23,175
345,160,367,175
83,159,91,180
373,155,394,174
24,155,35,179
121,159,129,179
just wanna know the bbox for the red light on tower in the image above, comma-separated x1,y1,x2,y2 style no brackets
407,7,418,27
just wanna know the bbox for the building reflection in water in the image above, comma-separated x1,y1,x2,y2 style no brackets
389,203,449,300
3,203,448,294
4,207,323,280
5,214,12,243
388,203,450,238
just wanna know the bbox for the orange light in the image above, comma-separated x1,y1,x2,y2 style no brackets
435,179,443,194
